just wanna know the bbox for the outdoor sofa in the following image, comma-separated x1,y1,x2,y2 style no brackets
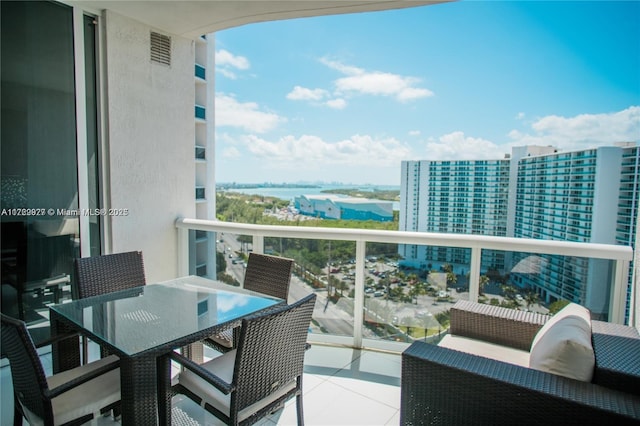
401,300,640,425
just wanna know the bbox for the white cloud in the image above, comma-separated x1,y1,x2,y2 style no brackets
516,112,525,120
334,72,434,102
325,98,347,109
216,68,238,80
416,107,640,162
222,146,241,158
509,106,640,150
424,131,506,160
321,58,434,102
237,133,412,169
397,87,435,102
286,86,329,101
215,49,249,70
215,49,250,80
319,58,364,76
409,130,421,136
215,94,284,133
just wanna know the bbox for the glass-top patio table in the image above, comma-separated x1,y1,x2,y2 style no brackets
49,275,284,425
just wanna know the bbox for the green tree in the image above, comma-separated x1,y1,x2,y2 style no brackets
446,271,457,288
388,286,404,301
435,309,450,328
501,284,518,301
216,251,227,274
479,275,490,294
524,290,540,309
549,299,570,315
409,281,427,304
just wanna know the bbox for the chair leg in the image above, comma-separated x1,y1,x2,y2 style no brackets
82,337,89,364
296,393,304,426
296,375,304,426
13,396,23,426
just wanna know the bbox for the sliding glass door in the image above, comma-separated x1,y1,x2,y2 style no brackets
1,1,99,335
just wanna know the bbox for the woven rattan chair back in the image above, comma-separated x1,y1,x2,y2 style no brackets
75,251,146,299
75,251,145,363
243,253,294,301
231,292,316,423
1,313,55,424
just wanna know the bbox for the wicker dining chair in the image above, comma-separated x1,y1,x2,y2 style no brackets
1,313,121,426
167,293,316,426
205,253,294,353
75,251,146,362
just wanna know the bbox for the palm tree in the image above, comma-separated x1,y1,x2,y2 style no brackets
446,271,457,288
479,275,490,295
501,284,518,302
524,290,539,310
410,281,427,304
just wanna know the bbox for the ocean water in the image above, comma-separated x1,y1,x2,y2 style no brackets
220,185,401,209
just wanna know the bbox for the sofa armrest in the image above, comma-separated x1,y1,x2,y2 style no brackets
401,341,640,425
449,300,547,351
592,320,640,396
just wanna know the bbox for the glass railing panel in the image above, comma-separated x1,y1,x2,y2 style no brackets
265,236,355,338
213,231,247,287
195,105,206,120
365,243,470,344
195,187,205,200
471,250,622,321
195,146,206,160
195,63,206,80
178,219,633,345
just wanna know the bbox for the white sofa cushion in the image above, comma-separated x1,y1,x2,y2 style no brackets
439,334,530,367
529,303,594,382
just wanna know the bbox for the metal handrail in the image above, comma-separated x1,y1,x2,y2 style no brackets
176,218,633,347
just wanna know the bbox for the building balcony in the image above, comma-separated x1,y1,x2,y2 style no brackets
195,63,206,80
195,105,206,120
2,1,638,422
195,186,206,200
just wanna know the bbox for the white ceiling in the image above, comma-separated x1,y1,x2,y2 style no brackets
67,0,445,39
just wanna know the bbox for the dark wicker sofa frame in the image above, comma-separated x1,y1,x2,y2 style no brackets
401,300,640,425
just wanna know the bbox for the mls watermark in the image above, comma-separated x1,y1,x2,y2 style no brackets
1,208,129,217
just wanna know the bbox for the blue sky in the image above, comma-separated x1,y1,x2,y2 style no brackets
214,1,640,185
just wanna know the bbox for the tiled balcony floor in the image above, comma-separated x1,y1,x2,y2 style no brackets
1,343,403,425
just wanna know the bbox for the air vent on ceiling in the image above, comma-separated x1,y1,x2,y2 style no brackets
150,31,171,66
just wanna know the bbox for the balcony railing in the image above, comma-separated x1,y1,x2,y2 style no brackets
176,218,634,351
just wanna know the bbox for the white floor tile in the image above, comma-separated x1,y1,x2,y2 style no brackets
279,378,399,425
327,376,400,409
385,410,401,425
2,346,403,426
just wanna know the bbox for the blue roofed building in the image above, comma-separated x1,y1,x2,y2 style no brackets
294,195,394,221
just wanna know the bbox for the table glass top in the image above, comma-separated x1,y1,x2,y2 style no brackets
50,276,282,355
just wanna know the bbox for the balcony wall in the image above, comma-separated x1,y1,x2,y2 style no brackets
103,11,195,282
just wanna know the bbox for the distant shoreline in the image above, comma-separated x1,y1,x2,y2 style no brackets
218,183,401,204
218,183,321,190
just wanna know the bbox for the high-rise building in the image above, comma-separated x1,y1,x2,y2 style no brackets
400,144,640,318
399,157,513,271
193,34,217,278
